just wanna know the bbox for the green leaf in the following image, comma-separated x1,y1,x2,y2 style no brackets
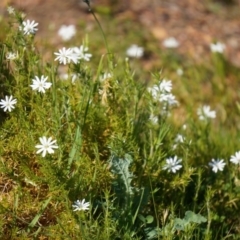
110,154,133,196
146,215,154,224
145,227,159,239
138,214,146,223
28,197,52,230
68,125,82,170
184,210,207,224
173,218,188,231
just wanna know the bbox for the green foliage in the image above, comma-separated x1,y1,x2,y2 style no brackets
109,154,150,236
110,154,134,198
0,5,240,240
173,211,207,231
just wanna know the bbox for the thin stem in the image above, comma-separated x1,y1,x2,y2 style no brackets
83,0,113,67
149,175,160,239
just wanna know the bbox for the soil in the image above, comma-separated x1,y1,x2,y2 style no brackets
1,0,240,66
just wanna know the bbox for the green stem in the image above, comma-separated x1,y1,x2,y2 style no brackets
83,0,113,68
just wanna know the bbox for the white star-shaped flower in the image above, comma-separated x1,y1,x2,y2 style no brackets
173,134,185,150
149,114,158,124
7,6,15,15
148,80,178,107
208,159,226,173
176,68,184,76
54,47,79,65
72,199,90,211
126,44,144,58
58,25,76,41
159,93,179,106
20,20,38,35
0,95,17,112
175,134,185,143
72,45,92,62
6,52,18,60
60,72,80,83
162,37,179,48
30,75,52,93
210,42,225,53
163,156,182,173
197,105,216,121
35,137,58,157
159,79,172,93
100,72,112,82
148,85,159,99
230,151,240,165
149,80,173,98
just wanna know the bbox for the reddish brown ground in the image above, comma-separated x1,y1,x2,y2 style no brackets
1,0,240,66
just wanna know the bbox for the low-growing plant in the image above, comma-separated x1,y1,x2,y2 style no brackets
0,3,240,239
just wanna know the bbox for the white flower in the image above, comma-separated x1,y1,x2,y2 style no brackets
20,20,38,35
149,114,158,124
148,85,159,99
70,73,79,83
30,75,52,93
60,73,79,83
182,124,187,130
197,105,216,121
163,156,182,173
6,52,18,60
159,79,172,93
126,44,144,58
175,134,185,143
230,151,240,165
7,6,15,15
72,45,92,61
209,159,226,173
210,42,225,53
54,47,79,65
148,80,178,106
72,199,90,211
60,73,68,80
176,68,183,76
21,13,26,19
162,37,179,48
100,72,112,82
160,93,178,106
173,134,185,149
0,95,17,112
35,136,58,157
58,25,76,41
149,79,172,97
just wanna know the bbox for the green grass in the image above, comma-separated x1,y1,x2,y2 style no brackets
1,5,240,240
